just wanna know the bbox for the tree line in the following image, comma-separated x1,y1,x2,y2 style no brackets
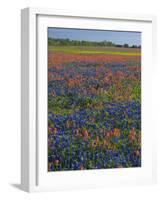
48,38,141,48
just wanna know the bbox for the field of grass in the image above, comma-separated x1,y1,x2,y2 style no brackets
48,46,141,56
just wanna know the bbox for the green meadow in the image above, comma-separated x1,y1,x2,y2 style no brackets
48,46,141,56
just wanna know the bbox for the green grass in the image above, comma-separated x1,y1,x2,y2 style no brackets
48,46,141,56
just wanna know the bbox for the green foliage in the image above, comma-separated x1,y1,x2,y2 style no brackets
48,38,141,48
131,84,141,103
48,148,53,156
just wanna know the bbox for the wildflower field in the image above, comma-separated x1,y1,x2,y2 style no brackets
48,45,141,171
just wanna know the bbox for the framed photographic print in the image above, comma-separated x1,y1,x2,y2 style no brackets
21,7,157,192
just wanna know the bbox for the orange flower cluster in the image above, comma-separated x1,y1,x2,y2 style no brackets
48,52,141,67
106,128,121,138
67,78,82,87
74,129,90,139
128,128,136,142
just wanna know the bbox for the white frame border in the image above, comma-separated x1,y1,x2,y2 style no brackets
21,7,157,192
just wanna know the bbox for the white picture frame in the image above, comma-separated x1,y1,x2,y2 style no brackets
21,7,157,192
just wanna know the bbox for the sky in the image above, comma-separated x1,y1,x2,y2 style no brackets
48,27,141,46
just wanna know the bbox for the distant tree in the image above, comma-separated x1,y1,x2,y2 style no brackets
48,38,133,48
123,43,129,48
116,44,123,48
131,45,139,48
